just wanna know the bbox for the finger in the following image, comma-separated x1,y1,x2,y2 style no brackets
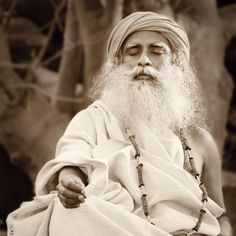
58,193,80,205
63,202,80,209
80,189,86,197
58,194,79,208
78,194,85,203
58,193,85,204
56,184,80,199
62,178,84,193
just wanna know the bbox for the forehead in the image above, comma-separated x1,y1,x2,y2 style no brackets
122,31,171,49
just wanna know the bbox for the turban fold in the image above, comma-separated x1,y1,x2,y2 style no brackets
107,11,190,61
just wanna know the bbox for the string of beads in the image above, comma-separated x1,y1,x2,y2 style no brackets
126,128,155,225
126,128,209,235
180,135,208,234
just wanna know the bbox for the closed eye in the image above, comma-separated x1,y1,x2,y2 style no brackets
124,44,141,56
125,47,140,56
151,47,165,55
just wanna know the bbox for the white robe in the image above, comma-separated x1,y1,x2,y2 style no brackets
7,100,224,236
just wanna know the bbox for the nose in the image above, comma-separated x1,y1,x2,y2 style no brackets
138,55,152,67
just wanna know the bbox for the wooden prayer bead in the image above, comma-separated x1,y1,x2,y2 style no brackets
189,157,197,173
141,194,149,216
137,163,144,187
135,153,140,159
185,146,191,151
193,209,205,231
131,136,141,156
199,183,208,201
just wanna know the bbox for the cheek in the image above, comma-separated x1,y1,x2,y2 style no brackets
122,55,139,66
151,56,168,69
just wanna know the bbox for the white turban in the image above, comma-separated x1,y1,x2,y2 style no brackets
107,11,190,61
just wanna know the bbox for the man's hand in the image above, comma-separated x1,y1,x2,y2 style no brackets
57,174,86,208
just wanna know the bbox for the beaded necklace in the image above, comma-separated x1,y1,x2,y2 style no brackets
125,129,208,235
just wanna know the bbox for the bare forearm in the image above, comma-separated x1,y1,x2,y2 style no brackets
218,214,233,236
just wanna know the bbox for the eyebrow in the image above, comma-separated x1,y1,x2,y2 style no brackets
125,43,140,50
124,42,171,52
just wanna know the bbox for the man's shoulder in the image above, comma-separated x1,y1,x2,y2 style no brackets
188,127,216,148
187,127,220,163
66,100,114,134
72,100,105,122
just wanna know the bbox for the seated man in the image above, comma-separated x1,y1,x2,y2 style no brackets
7,11,232,236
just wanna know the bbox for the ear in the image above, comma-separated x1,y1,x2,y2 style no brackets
114,50,123,65
170,53,177,65
114,56,119,66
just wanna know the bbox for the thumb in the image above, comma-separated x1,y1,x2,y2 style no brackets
71,175,85,188
62,175,85,193
71,176,86,196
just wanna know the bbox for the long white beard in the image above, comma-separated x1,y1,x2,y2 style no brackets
90,59,206,136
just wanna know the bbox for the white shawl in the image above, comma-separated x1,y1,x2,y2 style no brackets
7,100,224,236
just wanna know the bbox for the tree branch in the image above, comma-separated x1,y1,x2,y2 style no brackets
8,83,84,104
2,0,17,30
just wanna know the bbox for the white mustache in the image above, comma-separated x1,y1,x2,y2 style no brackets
123,65,165,81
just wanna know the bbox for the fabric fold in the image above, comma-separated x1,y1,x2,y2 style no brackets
8,100,224,236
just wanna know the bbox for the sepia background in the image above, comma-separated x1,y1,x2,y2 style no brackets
0,0,236,234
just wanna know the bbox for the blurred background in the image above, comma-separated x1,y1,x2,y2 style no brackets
0,0,236,234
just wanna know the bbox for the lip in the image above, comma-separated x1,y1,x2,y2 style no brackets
134,74,153,81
